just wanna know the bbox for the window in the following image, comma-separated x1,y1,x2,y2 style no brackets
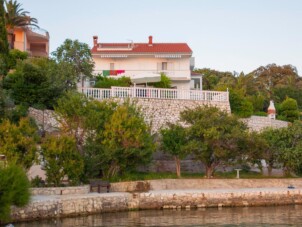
162,62,167,71
110,63,115,70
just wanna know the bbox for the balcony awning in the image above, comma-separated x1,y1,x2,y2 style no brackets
131,73,161,84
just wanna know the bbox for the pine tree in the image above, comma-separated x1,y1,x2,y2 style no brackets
0,0,9,76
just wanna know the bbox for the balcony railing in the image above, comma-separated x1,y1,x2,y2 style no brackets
80,86,229,102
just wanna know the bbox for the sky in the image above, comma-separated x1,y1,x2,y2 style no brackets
19,0,302,75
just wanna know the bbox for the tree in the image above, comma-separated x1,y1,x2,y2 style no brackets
7,48,27,69
101,101,155,178
278,97,300,122
260,128,283,176
229,89,253,118
276,121,302,175
3,58,75,108
0,117,38,169
52,39,94,86
0,164,30,222
54,91,116,155
180,106,248,178
161,123,188,178
41,135,84,186
0,0,9,76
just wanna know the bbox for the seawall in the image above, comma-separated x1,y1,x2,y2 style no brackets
11,179,302,222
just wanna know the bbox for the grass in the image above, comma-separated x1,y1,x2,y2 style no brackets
108,170,296,182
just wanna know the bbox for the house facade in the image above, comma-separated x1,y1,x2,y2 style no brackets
9,27,49,57
91,35,198,90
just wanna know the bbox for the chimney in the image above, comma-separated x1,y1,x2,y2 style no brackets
93,36,98,47
148,35,153,46
267,100,276,120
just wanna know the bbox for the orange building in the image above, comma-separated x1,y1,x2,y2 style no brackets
9,27,49,57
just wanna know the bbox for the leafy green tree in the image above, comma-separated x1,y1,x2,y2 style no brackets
7,48,27,69
278,97,300,122
0,0,9,76
275,121,302,175
0,164,30,222
0,117,38,169
260,128,283,176
52,39,94,86
55,91,116,154
180,106,248,178
3,58,75,108
101,101,155,178
229,89,253,118
161,123,188,178
41,135,84,186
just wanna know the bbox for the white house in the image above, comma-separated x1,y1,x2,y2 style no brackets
91,35,200,90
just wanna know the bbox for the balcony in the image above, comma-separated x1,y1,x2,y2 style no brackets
26,27,49,42
95,69,190,81
79,86,229,102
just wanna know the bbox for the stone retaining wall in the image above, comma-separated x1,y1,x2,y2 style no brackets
31,186,90,196
11,188,302,222
110,179,302,192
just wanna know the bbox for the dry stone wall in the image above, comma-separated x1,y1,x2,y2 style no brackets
242,116,288,132
134,98,231,132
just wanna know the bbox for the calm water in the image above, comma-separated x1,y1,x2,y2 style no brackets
14,205,302,227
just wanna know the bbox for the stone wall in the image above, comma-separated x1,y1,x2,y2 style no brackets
133,98,231,132
242,116,288,132
11,185,302,222
110,179,302,192
31,186,90,196
28,107,59,132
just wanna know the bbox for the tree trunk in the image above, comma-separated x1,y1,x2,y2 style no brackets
267,165,273,176
205,165,214,178
174,156,181,178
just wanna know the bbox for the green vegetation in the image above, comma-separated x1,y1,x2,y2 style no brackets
0,117,38,169
180,106,249,178
278,97,300,122
195,64,302,118
94,75,131,88
52,39,94,86
0,164,31,222
150,73,172,88
161,123,188,178
3,58,77,108
41,135,84,186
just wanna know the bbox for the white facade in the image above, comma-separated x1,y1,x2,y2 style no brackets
91,36,193,90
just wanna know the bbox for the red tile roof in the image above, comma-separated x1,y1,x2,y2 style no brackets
91,43,192,54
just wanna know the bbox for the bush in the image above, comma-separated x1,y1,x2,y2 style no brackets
41,135,84,186
0,164,31,222
94,76,131,88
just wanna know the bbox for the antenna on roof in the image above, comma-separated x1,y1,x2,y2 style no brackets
126,39,134,48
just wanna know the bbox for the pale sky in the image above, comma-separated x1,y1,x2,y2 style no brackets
19,0,302,75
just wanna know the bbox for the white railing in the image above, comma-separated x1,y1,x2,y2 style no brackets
80,87,229,102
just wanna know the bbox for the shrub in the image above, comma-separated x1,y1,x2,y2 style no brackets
41,135,84,186
94,76,131,88
0,164,30,222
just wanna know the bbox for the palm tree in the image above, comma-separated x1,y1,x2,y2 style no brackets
4,0,39,48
